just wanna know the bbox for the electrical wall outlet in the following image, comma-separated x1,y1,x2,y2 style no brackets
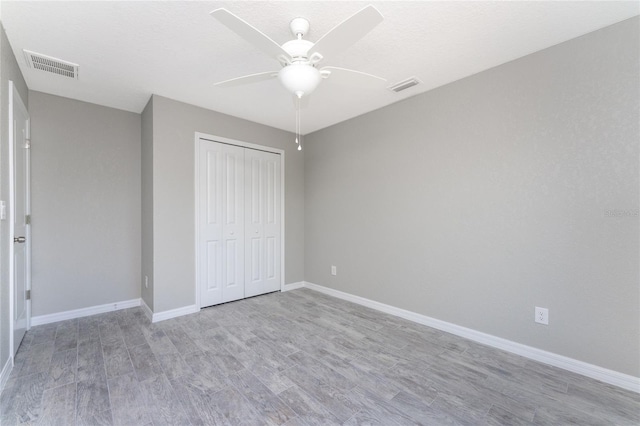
535,307,549,325
331,265,337,276
145,276,149,289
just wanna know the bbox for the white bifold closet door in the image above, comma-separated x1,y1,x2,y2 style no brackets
244,148,281,298
199,140,281,308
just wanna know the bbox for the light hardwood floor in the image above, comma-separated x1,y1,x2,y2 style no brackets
1,288,638,425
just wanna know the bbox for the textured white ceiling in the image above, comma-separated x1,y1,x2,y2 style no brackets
2,1,638,134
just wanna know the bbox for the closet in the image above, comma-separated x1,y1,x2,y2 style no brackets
197,138,281,308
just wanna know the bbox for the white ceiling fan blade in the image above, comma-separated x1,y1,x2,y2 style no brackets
210,8,290,61
321,67,386,89
214,71,278,87
307,5,383,63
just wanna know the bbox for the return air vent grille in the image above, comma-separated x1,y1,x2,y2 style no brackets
387,77,421,93
23,50,79,79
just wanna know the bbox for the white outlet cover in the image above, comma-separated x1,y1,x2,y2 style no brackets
535,307,549,325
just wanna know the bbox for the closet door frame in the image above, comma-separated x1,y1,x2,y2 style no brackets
194,132,285,309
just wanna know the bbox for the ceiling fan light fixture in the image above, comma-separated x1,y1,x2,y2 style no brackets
278,63,321,97
210,5,385,151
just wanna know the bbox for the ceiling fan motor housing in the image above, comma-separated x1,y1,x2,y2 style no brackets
282,39,314,59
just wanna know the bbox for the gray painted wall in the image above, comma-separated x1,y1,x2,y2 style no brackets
141,98,153,310
147,95,304,312
0,23,28,375
29,91,141,316
304,17,639,376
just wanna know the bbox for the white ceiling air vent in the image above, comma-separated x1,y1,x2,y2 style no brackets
23,50,79,79
388,77,421,93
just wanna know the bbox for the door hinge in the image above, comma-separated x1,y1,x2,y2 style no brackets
26,290,31,300
25,214,31,225
25,138,31,149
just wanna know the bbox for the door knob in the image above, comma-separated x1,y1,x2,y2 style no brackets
14,236,26,243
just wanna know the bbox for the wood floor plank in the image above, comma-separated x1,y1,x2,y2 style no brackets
107,372,151,426
344,387,427,426
20,341,55,376
532,404,612,426
0,371,47,423
44,347,78,390
208,387,264,425
281,365,362,423
77,340,106,382
53,331,78,353
277,385,343,426
76,373,111,421
182,350,231,389
39,382,77,425
484,405,535,426
99,322,124,345
29,324,57,346
77,409,114,426
102,338,134,379
128,341,164,381
169,372,229,425
229,369,296,425
157,351,193,380
164,326,201,355
250,363,297,395
145,329,179,356
120,323,148,348
140,374,191,426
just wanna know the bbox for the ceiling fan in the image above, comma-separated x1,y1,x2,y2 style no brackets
210,5,386,148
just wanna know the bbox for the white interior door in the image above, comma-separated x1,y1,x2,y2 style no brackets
245,149,281,298
199,141,245,307
10,81,31,356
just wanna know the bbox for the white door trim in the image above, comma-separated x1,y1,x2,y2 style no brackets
8,80,31,360
194,132,285,309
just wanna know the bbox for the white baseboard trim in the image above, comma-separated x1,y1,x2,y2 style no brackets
302,282,640,394
0,357,12,392
282,281,305,292
152,304,199,323
140,298,153,322
31,298,142,326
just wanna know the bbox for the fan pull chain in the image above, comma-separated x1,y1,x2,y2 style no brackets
295,96,302,151
298,100,302,151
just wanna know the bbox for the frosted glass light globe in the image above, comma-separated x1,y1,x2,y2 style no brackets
278,63,321,98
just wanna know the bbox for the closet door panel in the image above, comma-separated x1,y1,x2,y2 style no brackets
245,149,281,297
263,153,281,293
245,154,264,297
221,145,245,303
199,143,224,307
